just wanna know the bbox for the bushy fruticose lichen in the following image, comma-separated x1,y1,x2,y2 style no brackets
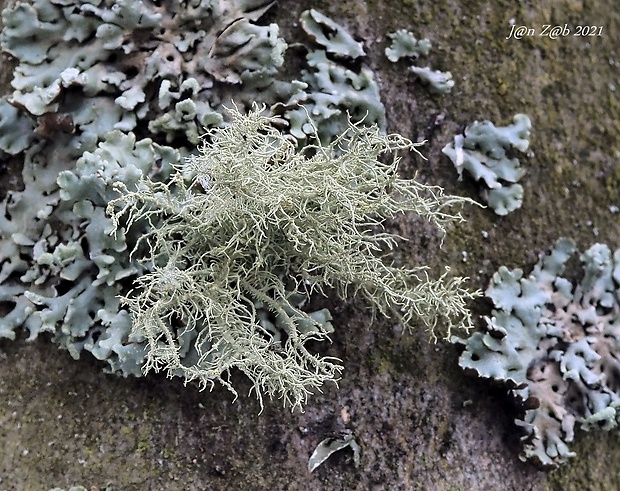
107,106,478,409
0,0,475,410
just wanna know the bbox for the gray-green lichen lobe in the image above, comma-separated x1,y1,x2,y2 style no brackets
1,0,619,489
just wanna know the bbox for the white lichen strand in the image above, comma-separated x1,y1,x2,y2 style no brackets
107,106,478,410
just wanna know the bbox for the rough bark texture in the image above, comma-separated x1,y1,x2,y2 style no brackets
1,0,619,490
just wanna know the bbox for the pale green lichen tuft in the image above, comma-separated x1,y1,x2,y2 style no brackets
107,106,478,410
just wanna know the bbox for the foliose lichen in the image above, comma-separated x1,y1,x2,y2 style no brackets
1,0,386,152
385,29,431,62
442,114,531,215
454,238,620,466
0,129,179,374
107,106,478,409
0,1,388,388
300,9,365,59
308,431,361,472
0,97,35,155
385,29,453,94
408,65,455,95
279,11,385,144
